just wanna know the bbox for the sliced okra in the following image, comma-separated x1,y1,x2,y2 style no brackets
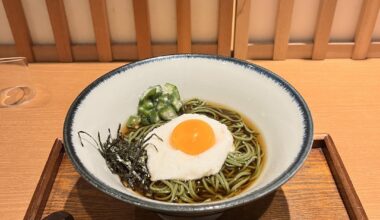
140,115,150,125
163,83,180,100
140,99,154,109
140,85,162,101
158,94,170,103
138,106,151,116
171,99,182,112
126,115,141,128
149,111,160,123
156,100,167,111
159,105,177,120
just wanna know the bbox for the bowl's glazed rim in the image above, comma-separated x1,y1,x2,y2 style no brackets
63,54,313,213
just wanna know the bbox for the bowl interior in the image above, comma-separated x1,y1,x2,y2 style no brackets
64,55,312,212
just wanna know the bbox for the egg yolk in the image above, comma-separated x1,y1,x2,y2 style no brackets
170,119,215,155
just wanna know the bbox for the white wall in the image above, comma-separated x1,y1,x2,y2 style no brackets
0,1,15,44
191,0,218,43
22,0,55,44
0,0,379,44
107,0,136,43
330,0,363,42
148,0,176,43
64,0,96,44
248,0,277,43
289,0,319,43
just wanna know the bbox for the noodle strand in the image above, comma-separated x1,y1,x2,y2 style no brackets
127,98,264,203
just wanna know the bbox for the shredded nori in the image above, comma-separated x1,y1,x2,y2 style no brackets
78,125,161,195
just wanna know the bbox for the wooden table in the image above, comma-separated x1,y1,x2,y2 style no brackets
0,60,379,219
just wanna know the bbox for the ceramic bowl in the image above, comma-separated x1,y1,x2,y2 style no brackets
63,54,313,218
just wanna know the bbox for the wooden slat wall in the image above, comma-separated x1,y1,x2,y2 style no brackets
89,0,112,62
235,0,380,60
2,0,34,62
236,0,380,60
217,0,234,56
176,0,192,53
0,0,233,61
132,0,152,59
233,0,251,59
368,42,380,58
352,0,380,60
1,0,380,61
46,0,73,62
0,43,219,62
312,0,337,60
273,0,294,60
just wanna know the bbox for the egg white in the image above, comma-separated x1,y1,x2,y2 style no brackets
145,113,234,181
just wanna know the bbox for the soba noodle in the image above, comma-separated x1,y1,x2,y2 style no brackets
123,99,264,203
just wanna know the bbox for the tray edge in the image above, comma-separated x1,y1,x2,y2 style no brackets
24,139,65,220
25,135,368,220
315,133,368,220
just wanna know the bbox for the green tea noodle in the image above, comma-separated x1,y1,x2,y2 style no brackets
124,98,264,203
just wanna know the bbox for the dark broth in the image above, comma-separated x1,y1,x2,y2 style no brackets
204,100,266,197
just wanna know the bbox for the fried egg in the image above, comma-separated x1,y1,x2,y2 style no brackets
145,114,234,181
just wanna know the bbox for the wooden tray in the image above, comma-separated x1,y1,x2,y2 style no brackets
24,134,367,220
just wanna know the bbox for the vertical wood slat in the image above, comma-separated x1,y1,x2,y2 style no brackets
273,0,294,60
46,0,73,62
352,0,380,60
176,0,192,53
2,0,34,62
312,0,337,60
217,0,234,56
233,0,251,59
89,0,112,62
132,0,152,59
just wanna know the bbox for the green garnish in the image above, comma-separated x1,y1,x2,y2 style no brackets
127,83,182,128
126,115,141,128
